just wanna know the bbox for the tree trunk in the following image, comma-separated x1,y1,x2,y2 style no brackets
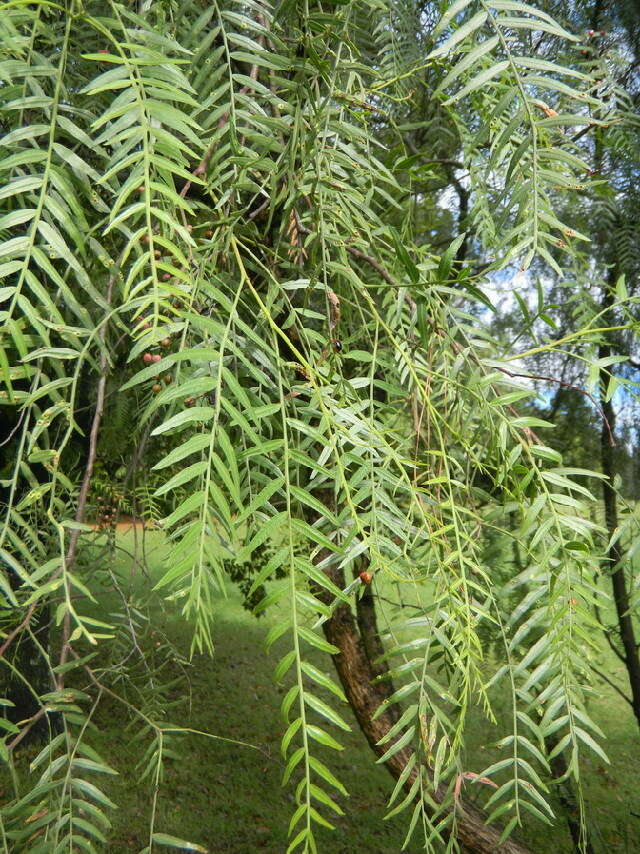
319,563,534,854
598,278,640,730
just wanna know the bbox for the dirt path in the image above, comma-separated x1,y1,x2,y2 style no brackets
90,516,154,532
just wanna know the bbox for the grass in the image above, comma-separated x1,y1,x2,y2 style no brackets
5,530,640,853
60,531,408,853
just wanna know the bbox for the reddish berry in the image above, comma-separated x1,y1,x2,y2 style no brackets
152,384,162,393
153,354,162,363
143,353,153,364
162,272,171,281
359,571,373,585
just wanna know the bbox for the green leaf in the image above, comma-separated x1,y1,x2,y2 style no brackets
308,756,349,796
151,834,208,852
376,726,416,765
389,227,419,284
151,407,215,435
301,662,346,701
428,11,488,60
154,461,207,496
574,727,609,764
436,37,499,94
153,434,212,469
297,626,339,655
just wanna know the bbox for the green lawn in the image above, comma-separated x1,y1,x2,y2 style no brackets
6,530,640,853
70,531,409,853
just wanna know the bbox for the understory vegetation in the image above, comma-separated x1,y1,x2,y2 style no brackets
7,532,640,853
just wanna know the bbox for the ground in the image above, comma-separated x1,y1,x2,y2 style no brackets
4,530,640,853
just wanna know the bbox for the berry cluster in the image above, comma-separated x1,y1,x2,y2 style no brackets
95,487,124,530
136,321,175,395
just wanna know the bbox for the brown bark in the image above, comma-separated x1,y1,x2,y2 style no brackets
319,563,534,854
57,273,116,682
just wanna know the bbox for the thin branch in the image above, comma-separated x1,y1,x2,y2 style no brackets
376,595,423,612
494,365,615,446
593,599,627,665
571,124,596,144
346,246,398,287
57,272,116,683
0,407,27,448
8,705,49,751
0,603,37,659
248,197,270,221
589,662,633,707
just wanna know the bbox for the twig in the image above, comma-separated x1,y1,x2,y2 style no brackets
0,603,37,659
494,365,615,446
346,246,398,287
7,705,49,751
179,77,256,201
376,595,423,612
346,245,417,312
0,407,27,448
248,198,270,221
589,662,633,707
571,124,596,144
58,273,116,683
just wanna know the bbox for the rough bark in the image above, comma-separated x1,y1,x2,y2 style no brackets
319,563,534,854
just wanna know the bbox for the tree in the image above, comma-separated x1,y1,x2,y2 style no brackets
483,0,640,736
0,0,635,852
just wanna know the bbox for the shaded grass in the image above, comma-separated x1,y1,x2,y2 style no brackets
71,531,409,853
6,530,640,853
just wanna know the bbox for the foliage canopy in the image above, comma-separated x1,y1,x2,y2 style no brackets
0,0,639,851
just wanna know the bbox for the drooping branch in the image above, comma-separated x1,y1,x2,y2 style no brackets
317,559,534,854
596,270,640,730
